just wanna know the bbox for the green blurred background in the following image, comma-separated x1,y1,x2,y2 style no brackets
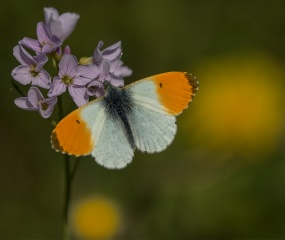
1,0,285,238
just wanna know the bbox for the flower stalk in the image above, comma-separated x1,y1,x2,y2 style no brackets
63,154,71,239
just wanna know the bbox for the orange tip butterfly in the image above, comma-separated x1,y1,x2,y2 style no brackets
51,72,199,169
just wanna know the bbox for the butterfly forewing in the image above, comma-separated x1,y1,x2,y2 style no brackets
51,98,105,156
124,72,198,116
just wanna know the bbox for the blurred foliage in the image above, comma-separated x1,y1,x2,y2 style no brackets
1,0,285,239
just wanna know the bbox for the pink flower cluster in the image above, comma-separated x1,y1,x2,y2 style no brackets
12,7,132,118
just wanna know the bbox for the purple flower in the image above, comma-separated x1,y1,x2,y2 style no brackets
93,41,132,77
93,41,122,65
19,22,62,54
86,41,132,98
48,54,98,107
44,7,80,42
87,60,124,97
63,45,71,55
54,45,71,59
87,80,105,98
11,45,51,89
14,87,57,118
109,59,132,78
87,60,109,97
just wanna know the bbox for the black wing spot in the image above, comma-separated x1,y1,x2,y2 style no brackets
159,83,163,88
76,119,80,124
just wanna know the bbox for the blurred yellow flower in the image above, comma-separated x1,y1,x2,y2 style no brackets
185,53,285,157
70,196,122,239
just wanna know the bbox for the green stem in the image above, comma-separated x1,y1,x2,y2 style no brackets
57,95,71,239
63,157,80,239
70,158,81,182
63,154,71,239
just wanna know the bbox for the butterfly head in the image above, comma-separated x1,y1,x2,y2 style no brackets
102,80,120,96
102,80,111,89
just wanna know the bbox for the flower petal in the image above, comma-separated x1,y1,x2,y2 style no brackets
33,54,48,72
36,22,52,46
47,18,62,39
45,7,80,42
13,45,35,65
56,12,80,41
58,54,78,77
77,64,98,78
40,35,62,54
110,60,132,77
63,45,71,55
44,95,58,106
51,35,62,49
48,77,67,97
118,65,133,77
87,80,105,98
87,80,101,88
19,37,42,53
27,86,44,107
11,66,33,85
92,41,104,65
44,7,59,25
39,96,58,118
72,76,93,86
98,59,111,80
14,97,38,111
68,85,88,107
102,41,122,61
31,69,51,89
108,74,124,87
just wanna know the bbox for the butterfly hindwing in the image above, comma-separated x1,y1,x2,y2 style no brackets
129,103,177,153
91,114,134,169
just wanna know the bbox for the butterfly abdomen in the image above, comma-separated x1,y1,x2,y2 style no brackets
102,85,136,149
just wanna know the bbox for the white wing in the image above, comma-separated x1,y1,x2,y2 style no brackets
124,80,177,153
126,80,167,114
91,115,134,169
129,103,177,153
80,99,106,148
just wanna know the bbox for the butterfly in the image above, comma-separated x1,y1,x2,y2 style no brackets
51,72,199,169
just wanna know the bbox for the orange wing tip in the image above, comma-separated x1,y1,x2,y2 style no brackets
153,71,199,115
50,108,95,157
51,131,64,153
50,131,91,157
